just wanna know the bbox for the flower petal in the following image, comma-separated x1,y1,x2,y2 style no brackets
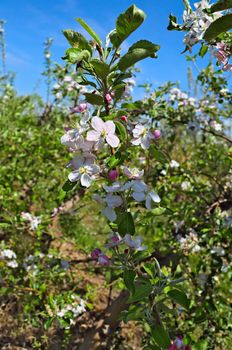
68,171,81,182
101,207,117,222
86,130,100,142
106,134,120,148
91,116,105,132
104,120,115,134
81,173,92,187
132,191,146,201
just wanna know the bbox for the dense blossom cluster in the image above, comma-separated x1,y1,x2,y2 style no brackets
182,0,221,49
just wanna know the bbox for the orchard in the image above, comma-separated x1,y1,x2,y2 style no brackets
0,1,231,349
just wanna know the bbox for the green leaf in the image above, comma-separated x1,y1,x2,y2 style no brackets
64,48,91,64
203,14,232,41
62,30,92,53
62,180,77,192
151,325,171,349
120,305,144,322
90,59,110,80
128,280,152,302
167,289,190,309
209,0,232,13
84,93,104,105
167,13,182,31
76,18,102,46
106,150,125,168
110,5,146,48
123,269,136,293
199,44,208,58
117,212,135,235
118,40,160,71
114,121,127,140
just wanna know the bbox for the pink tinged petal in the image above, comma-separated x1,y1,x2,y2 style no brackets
104,120,115,134
81,173,92,187
91,116,105,132
101,207,117,222
132,191,146,201
131,138,141,146
68,171,81,182
86,130,101,142
98,254,110,265
106,134,120,148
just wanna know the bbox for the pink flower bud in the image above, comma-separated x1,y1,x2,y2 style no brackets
91,248,101,259
152,129,161,140
98,254,110,266
78,102,88,113
185,346,191,350
120,115,127,122
108,169,119,181
105,93,113,103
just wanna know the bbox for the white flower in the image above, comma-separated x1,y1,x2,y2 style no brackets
123,167,144,179
93,193,123,222
63,76,73,83
21,212,41,230
102,194,123,221
124,234,147,251
210,121,222,131
145,191,161,209
181,181,191,191
130,180,147,201
7,260,18,268
105,232,122,248
87,116,120,148
0,249,16,260
131,124,154,149
170,160,180,168
68,155,100,187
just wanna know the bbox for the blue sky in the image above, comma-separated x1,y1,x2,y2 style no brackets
1,0,207,98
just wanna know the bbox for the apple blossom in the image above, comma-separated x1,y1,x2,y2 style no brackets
145,190,161,209
170,160,180,168
68,155,100,187
87,116,119,148
124,234,147,251
105,233,122,248
98,253,110,265
77,102,88,113
131,124,154,149
123,167,144,180
21,212,41,230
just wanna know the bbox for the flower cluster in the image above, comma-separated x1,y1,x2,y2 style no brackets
183,0,221,50
21,211,41,230
213,43,232,72
91,232,147,265
56,295,86,324
0,249,18,268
